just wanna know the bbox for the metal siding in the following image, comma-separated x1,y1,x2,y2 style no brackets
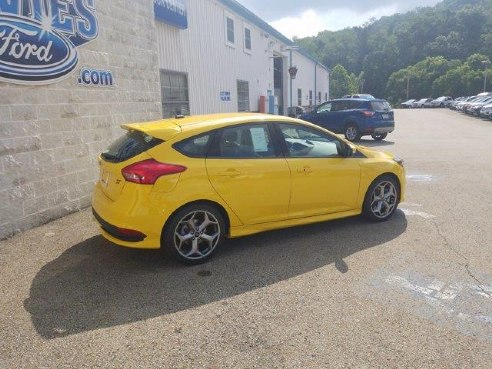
155,0,328,115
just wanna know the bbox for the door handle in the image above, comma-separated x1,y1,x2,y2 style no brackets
298,166,313,174
217,169,241,177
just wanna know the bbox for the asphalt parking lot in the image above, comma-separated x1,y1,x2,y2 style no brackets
1,109,492,368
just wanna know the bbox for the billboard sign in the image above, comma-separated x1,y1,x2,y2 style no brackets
0,0,98,85
154,0,187,29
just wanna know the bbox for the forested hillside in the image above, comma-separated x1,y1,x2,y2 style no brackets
296,0,492,102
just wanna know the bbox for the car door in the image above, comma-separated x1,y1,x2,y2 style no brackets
277,123,361,218
306,101,345,133
206,123,291,225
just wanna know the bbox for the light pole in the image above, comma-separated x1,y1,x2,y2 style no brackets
406,75,410,100
284,45,299,115
482,60,491,92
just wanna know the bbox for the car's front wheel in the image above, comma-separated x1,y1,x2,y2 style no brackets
344,123,360,142
362,175,399,221
163,203,225,265
371,133,387,141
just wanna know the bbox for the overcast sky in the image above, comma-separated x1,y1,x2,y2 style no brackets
238,0,442,38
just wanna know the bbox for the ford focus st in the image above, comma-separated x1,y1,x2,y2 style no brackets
92,113,405,264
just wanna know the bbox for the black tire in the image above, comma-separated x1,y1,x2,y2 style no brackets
371,133,387,141
344,123,361,142
162,203,225,265
362,175,400,222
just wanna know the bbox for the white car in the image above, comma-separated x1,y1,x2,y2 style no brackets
429,96,453,108
400,99,416,108
412,98,432,108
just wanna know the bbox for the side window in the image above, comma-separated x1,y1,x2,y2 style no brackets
337,101,351,111
330,101,342,112
317,102,332,113
225,14,235,46
214,124,275,158
243,26,252,52
348,100,363,109
279,124,343,158
174,132,213,158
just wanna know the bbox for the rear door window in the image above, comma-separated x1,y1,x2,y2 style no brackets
210,124,277,158
101,131,163,163
370,101,391,111
174,132,214,158
348,100,364,109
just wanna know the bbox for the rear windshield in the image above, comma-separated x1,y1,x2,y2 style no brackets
370,101,391,111
101,130,163,163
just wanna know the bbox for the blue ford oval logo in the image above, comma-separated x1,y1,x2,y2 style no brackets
0,14,78,84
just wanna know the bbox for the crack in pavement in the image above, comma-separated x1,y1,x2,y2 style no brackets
431,219,491,298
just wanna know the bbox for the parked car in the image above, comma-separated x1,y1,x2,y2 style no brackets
462,96,490,113
299,98,394,142
412,98,433,108
465,97,492,115
92,113,405,264
479,103,492,119
429,96,453,108
343,94,375,99
423,99,434,108
400,99,416,108
449,96,467,110
454,96,477,111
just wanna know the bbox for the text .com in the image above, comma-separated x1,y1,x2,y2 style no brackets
78,68,114,87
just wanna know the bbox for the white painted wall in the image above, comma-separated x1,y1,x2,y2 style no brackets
155,0,329,115
290,52,330,109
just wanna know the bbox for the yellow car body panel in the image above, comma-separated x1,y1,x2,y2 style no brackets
92,113,405,250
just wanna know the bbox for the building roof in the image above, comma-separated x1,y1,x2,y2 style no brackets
218,0,328,71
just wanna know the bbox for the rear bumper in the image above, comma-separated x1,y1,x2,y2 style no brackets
92,209,146,242
91,182,164,249
373,126,394,133
361,119,395,135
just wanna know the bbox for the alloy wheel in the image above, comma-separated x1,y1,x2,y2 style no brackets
369,181,397,219
173,210,221,260
345,126,358,141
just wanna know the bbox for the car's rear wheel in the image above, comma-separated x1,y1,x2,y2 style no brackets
163,203,225,265
344,123,360,142
371,133,387,141
363,175,399,221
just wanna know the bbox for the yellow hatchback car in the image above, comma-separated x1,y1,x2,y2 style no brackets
92,113,405,264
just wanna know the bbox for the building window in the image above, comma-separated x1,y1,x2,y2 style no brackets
237,80,250,112
160,70,190,118
318,92,321,104
309,90,313,106
226,15,235,45
244,27,251,52
325,92,328,101
297,88,302,106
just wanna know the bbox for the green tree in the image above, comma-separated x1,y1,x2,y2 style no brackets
297,0,492,99
330,64,358,98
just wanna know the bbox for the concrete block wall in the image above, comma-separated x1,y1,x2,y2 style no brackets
0,1,162,239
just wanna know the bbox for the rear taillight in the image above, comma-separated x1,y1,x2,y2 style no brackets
362,110,375,117
122,159,186,184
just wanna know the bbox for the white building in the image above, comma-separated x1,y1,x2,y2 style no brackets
0,0,329,238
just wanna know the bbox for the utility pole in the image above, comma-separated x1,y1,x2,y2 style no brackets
482,60,491,92
406,76,410,100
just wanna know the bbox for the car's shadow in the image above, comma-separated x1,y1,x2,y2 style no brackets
24,211,407,339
